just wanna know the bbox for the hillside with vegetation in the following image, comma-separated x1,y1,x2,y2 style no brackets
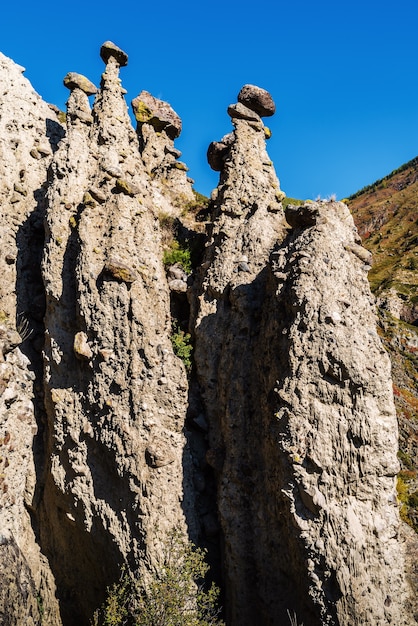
348,161,418,533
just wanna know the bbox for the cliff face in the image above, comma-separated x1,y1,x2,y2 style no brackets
0,45,416,626
0,51,63,626
192,92,413,625
39,45,199,623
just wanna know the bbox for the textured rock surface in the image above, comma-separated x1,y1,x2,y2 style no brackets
0,49,417,626
0,51,63,625
132,90,182,139
192,92,415,624
237,83,276,117
133,91,195,211
39,47,197,624
63,72,97,95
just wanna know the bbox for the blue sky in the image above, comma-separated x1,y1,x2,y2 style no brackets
1,0,418,200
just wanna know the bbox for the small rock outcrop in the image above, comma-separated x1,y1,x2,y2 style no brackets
237,83,276,117
133,90,195,211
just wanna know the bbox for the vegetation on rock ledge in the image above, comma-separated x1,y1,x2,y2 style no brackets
92,531,224,626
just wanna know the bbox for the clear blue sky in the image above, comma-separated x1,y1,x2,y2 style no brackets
1,0,418,200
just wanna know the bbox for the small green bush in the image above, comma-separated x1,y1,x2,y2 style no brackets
171,324,193,373
92,531,224,626
282,197,304,209
163,241,192,274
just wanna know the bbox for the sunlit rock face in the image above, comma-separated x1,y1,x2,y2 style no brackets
0,47,416,626
192,86,414,625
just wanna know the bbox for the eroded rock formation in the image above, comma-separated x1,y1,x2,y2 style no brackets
192,89,415,625
0,47,416,626
39,43,198,623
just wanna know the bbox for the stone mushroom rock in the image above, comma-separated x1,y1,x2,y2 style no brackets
237,84,276,117
63,72,97,95
100,41,128,67
131,90,182,139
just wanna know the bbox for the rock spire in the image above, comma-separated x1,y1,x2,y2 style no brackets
0,48,416,626
192,86,414,625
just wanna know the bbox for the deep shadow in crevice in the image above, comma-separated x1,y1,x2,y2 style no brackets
45,118,65,152
15,183,49,516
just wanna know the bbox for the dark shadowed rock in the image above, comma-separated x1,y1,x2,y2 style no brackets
285,202,320,228
63,72,97,95
207,141,229,171
100,41,128,67
237,84,275,117
131,90,182,139
207,133,234,171
102,258,137,283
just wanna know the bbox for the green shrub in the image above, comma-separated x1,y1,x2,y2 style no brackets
92,531,224,626
163,241,192,274
171,324,193,373
282,197,304,209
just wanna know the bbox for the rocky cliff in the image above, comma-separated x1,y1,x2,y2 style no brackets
0,43,416,625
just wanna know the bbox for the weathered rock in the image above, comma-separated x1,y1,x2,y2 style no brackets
344,241,373,265
132,90,182,139
115,178,140,196
0,51,63,625
0,44,417,626
167,264,188,282
168,278,187,293
207,133,234,171
102,258,137,283
192,87,414,625
134,92,195,209
227,102,262,122
63,72,97,95
100,41,128,67
38,41,198,625
285,202,320,228
73,331,93,360
0,324,21,360
237,83,276,117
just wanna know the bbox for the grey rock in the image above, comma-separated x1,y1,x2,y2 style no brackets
115,178,140,196
238,261,250,272
132,90,182,139
207,133,234,171
63,72,97,95
227,102,261,122
73,331,93,361
103,259,137,283
207,140,230,171
168,279,187,293
100,41,128,67
167,264,188,281
237,84,276,117
285,202,320,228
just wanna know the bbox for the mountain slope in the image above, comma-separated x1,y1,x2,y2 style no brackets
348,158,418,323
349,162,418,535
